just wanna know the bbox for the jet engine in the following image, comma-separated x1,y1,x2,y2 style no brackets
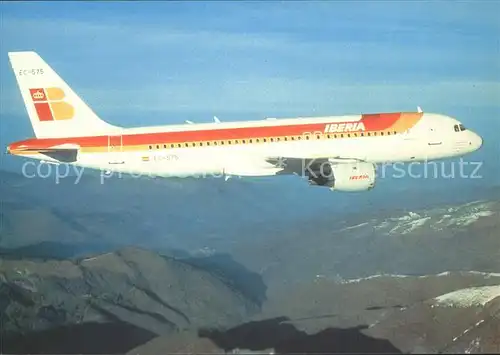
306,161,376,192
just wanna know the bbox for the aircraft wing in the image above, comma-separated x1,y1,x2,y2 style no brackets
265,156,365,176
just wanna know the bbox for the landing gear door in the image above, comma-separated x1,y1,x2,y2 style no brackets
108,135,125,164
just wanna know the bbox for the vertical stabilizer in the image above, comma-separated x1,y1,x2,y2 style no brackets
8,51,119,138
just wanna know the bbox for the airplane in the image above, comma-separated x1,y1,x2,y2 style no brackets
6,51,483,191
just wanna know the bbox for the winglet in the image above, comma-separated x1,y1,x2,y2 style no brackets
213,116,221,123
417,106,423,113
185,120,194,124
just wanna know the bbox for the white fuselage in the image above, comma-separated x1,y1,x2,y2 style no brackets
12,112,483,178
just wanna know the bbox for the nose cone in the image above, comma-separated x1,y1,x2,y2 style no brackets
469,132,483,152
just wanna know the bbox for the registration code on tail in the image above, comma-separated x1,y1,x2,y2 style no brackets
19,68,44,76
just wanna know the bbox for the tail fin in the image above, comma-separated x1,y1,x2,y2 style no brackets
8,51,119,138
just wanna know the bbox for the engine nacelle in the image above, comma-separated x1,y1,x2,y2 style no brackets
307,162,376,192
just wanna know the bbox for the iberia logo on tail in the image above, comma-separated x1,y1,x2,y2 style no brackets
29,87,74,122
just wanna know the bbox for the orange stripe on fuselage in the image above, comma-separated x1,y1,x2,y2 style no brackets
388,112,423,132
8,111,423,152
360,112,402,131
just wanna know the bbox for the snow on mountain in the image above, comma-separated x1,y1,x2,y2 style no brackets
433,285,500,308
341,271,500,285
364,200,497,236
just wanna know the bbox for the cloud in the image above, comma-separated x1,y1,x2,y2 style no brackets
2,78,498,122
2,15,496,76
1,4,498,127
96,80,500,114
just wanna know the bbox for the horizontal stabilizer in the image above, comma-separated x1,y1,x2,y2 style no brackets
8,143,80,163
41,149,78,163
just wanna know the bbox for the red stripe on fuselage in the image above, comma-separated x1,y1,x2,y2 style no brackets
8,112,407,150
125,122,335,146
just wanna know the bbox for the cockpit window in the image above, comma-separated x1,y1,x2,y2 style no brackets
459,124,466,131
454,124,466,132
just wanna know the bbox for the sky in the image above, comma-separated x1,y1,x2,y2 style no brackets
0,1,499,188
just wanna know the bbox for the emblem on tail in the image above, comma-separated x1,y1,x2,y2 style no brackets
29,87,74,121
